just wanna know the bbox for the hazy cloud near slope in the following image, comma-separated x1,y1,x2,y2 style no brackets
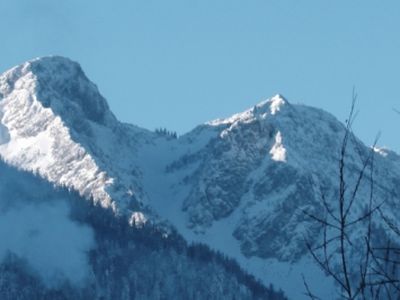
0,200,95,287
0,160,95,287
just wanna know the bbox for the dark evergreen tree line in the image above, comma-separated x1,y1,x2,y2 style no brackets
155,127,178,139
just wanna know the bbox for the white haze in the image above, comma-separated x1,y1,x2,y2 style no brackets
0,199,95,287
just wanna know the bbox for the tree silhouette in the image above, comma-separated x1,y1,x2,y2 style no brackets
303,91,400,299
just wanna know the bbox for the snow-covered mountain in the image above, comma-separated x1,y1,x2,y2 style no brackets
1,56,399,299
0,57,154,213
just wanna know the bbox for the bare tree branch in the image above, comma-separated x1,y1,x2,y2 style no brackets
303,91,400,299
302,275,322,300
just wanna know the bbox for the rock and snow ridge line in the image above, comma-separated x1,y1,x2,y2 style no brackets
0,57,153,218
0,55,293,219
1,56,400,299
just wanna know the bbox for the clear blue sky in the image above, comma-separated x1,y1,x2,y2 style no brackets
1,0,399,151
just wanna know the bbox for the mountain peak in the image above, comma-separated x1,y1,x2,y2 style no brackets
0,56,121,211
28,55,82,73
207,93,288,126
0,56,115,127
264,94,287,114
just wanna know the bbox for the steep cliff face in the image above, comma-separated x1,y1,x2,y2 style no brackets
1,56,400,299
0,56,153,216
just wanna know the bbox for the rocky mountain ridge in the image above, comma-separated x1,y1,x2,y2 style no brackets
1,56,399,299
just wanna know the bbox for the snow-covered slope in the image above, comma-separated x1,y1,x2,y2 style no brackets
1,56,400,299
145,95,400,298
0,57,153,217
137,98,400,299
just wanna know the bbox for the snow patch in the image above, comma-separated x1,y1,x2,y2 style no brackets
374,146,389,157
270,131,287,162
207,109,254,126
129,212,148,227
269,94,286,115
